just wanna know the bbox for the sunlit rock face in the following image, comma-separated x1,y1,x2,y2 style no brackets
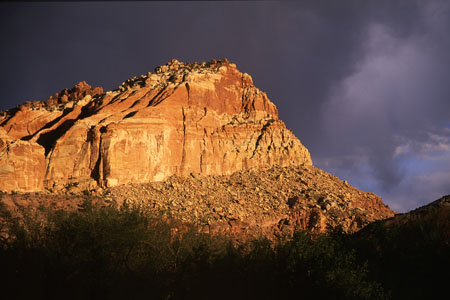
0,128,45,192
0,59,312,192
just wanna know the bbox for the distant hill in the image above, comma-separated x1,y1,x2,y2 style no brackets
351,195,450,299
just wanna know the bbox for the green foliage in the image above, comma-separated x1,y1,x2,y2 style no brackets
0,202,399,299
351,217,450,300
277,230,388,300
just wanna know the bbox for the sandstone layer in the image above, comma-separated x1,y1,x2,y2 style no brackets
0,59,311,192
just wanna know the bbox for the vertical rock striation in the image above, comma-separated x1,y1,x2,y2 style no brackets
0,59,312,192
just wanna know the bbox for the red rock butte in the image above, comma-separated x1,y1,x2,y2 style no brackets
0,59,312,193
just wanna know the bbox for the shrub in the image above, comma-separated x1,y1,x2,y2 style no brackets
0,202,390,300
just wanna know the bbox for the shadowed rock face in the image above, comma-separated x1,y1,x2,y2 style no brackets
381,195,450,244
0,59,312,192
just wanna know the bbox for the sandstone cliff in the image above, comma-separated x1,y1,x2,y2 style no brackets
0,59,311,192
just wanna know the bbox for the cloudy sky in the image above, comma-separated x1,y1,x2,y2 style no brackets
1,1,449,212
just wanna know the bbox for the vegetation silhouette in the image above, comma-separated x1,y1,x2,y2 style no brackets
0,199,447,300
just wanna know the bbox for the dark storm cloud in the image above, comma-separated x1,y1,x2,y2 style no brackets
0,2,201,110
1,1,449,211
314,2,450,211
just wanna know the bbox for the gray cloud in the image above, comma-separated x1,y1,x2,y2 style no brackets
314,2,450,210
1,1,449,211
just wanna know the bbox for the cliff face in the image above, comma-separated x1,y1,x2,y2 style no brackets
0,59,312,192
0,128,46,191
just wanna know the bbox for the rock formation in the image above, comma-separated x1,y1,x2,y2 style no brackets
106,165,394,235
380,194,450,244
0,59,311,193
0,165,394,236
0,58,396,235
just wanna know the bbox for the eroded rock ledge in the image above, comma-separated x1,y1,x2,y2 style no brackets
0,59,311,192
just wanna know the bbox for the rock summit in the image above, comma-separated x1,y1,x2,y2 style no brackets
0,59,312,192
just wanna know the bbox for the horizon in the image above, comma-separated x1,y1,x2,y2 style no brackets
1,1,449,212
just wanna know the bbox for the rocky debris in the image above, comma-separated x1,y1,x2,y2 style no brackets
0,81,103,135
0,58,395,240
0,81,103,116
43,81,103,108
0,165,393,240
118,59,235,91
0,59,311,193
105,164,393,237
